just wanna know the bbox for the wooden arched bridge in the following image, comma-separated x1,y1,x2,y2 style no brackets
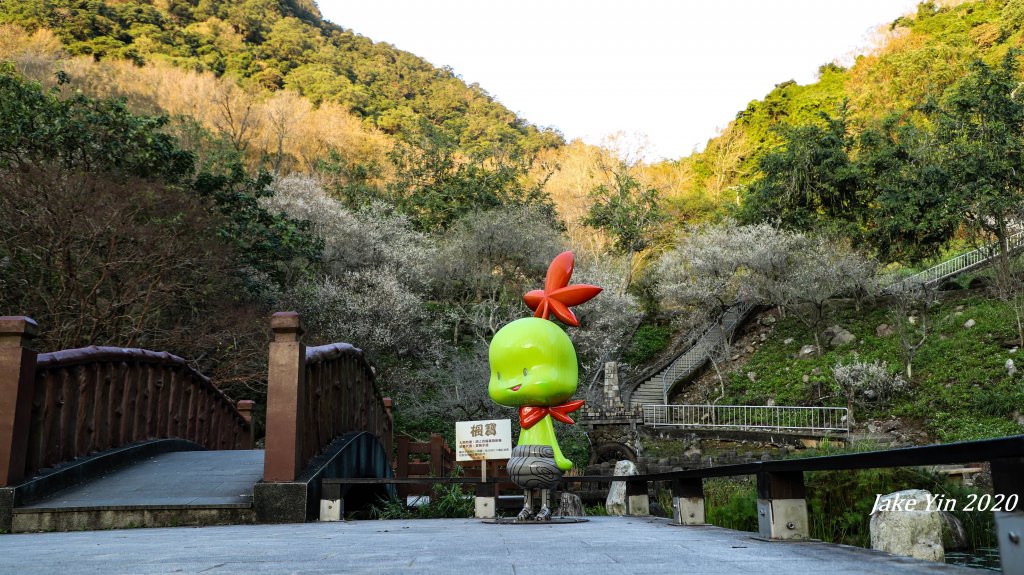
0,312,394,532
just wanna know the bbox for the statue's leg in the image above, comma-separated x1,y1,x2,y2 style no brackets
535,489,552,521
516,489,534,521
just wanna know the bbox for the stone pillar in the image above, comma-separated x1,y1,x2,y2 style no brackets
263,312,306,482
603,361,623,409
0,317,38,487
992,456,1024,573
236,400,255,449
672,477,706,525
756,470,809,540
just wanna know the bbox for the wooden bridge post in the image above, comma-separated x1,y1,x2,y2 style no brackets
671,478,706,525
263,312,306,482
991,456,1024,573
382,397,393,464
236,400,255,449
0,317,38,487
756,470,808,540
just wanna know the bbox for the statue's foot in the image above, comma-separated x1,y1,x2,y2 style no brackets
533,506,552,521
516,506,534,521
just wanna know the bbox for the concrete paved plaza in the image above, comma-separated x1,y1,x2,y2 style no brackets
0,516,984,574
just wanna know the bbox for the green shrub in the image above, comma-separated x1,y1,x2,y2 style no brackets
623,324,672,365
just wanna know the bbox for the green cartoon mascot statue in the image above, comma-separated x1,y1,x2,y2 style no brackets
488,251,601,521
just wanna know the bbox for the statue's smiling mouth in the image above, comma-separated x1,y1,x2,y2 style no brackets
511,384,522,391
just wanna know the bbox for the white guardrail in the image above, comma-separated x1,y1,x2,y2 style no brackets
643,404,849,434
884,229,1024,292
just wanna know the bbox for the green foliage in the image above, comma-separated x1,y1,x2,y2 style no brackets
193,166,322,289
722,294,1024,441
0,63,192,179
0,0,562,157
370,483,474,519
584,168,665,257
704,477,758,532
386,137,558,232
740,109,862,235
622,324,672,365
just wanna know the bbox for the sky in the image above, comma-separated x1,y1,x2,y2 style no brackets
318,0,921,162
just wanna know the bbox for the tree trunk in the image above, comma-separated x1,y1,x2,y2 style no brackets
621,250,635,296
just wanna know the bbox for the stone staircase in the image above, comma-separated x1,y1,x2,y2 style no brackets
627,302,755,409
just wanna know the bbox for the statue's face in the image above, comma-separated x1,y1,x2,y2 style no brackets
488,317,578,408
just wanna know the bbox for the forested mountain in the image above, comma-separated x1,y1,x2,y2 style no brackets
0,0,561,155
667,0,1024,263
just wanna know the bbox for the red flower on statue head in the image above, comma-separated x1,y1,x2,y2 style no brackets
523,251,602,327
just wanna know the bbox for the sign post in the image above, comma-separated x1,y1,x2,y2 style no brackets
455,419,512,519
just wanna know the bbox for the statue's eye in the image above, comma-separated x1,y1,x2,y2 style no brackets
496,372,501,381
523,368,528,377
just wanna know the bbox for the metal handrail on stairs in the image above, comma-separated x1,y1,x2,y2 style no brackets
884,229,1024,292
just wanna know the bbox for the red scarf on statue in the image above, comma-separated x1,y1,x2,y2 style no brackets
519,400,585,429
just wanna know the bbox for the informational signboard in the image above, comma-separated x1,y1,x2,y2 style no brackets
455,419,512,462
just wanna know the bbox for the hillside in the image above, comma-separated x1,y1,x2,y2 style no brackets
661,0,1024,232
0,0,561,155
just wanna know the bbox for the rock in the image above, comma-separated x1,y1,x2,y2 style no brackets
831,330,857,347
870,489,944,562
955,305,965,312
1008,359,1017,377
964,319,976,329
744,346,756,354
605,460,638,516
811,367,822,376
882,420,900,433
759,333,768,342
863,389,878,401
1011,347,1018,354
766,398,775,406
876,324,895,337
1013,411,1024,426
730,355,740,361
760,315,777,326
554,492,585,518
684,446,702,458
867,422,878,433
799,345,818,357
783,337,794,345
940,511,968,550
953,311,964,317
802,374,810,383
746,371,756,383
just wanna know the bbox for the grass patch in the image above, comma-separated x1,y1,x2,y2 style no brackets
723,294,1024,441
623,323,672,365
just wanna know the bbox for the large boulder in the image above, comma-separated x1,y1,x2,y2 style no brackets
823,325,856,347
605,459,638,516
940,511,968,551
870,489,944,562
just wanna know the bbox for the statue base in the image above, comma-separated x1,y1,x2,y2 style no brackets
482,517,588,525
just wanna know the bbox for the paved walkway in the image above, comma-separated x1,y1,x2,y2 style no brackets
0,516,983,574
20,450,264,510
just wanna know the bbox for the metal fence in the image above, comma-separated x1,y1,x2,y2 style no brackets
643,404,849,434
884,229,1024,292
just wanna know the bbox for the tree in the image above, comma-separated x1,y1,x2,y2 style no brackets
857,113,958,264
937,52,1024,291
740,110,863,235
887,283,936,379
583,163,666,294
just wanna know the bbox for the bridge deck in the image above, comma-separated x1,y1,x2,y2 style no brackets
19,450,264,510
0,516,981,574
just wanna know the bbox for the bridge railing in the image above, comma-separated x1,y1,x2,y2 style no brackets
0,316,254,487
643,404,849,434
263,312,393,482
